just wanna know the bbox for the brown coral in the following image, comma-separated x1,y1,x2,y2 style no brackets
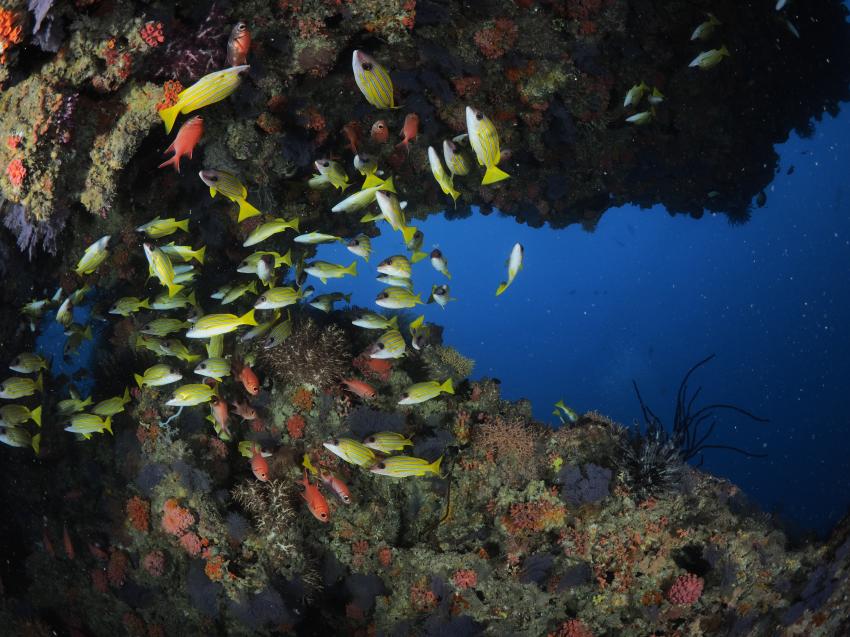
260,318,350,389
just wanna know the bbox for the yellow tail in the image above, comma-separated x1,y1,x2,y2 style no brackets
388,315,399,329
360,212,382,223
187,290,198,307
281,249,293,267
440,378,455,394
194,246,206,264
176,219,190,233
287,217,300,232
448,187,460,207
346,261,358,276
139,298,151,309
237,199,262,223
31,405,42,427
428,455,443,476
134,373,145,388
167,282,184,298
411,251,427,263
35,372,43,394
482,164,510,185
401,225,418,245
32,433,41,455
104,416,113,435
361,173,384,189
239,309,258,326
158,103,181,135
495,281,509,296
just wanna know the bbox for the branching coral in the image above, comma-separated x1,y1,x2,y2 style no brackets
474,415,541,484
232,479,296,564
259,318,350,389
424,344,474,381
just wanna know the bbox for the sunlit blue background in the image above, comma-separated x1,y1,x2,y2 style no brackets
310,112,850,537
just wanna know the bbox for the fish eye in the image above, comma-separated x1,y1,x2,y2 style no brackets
361,153,371,161
320,512,328,519
342,495,351,503
363,62,373,71
321,161,329,167
259,296,266,303
377,343,385,349
237,22,246,30
414,231,422,239
377,462,386,469
331,437,339,445
199,363,206,369
476,112,483,120
367,436,375,443
209,174,219,182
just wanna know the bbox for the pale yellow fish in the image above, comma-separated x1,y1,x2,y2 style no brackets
57,390,92,416
0,404,42,427
465,106,510,185
377,255,411,279
162,339,201,363
369,329,406,359
304,260,357,284
242,217,300,247
134,364,182,388
237,250,292,273
331,177,396,213
55,297,74,328
143,242,183,298
253,287,303,310
141,318,190,338
346,234,372,261
496,242,524,296
427,146,460,206
75,235,111,276
689,46,730,69
443,139,470,177
135,216,189,239
374,191,418,245
369,455,443,478
263,311,293,349
398,378,454,405
294,232,341,245
92,387,131,417
199,169,262,222
0,427,40,453
9,352,48,374
623,81,649,107
194,358,231,380
375,286,422,310
323,437,377,467
151,289,197,311
310,159,350,191
166,383,215,407
109,296,150,317
158,65,250,134
65,413,113,438
185,309,258,339
0,373,43,400
222,280,257,305
161,243,206,264
352,50,397,109
362,431,413,453
352,312,398,330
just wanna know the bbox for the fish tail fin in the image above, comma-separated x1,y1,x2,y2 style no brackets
495,282,508,296
157,155,178,171
31,433,41,455
237,199,262,223
440,378,455,394
187,290,198,307
388,315,399,329
361,173,384,189
35,372,43,394
31,405,42,428
167,282,184,298
281,248,293,266
414,293,423,305
194,246,206,264
380,176,396,193
720,45,730,56
239,309,258,327
401,225,418,245
449,186,461,207
83,325,93,340
428,455,443,477
122,387,130,403
346,261,358,276
288,217,300,232
139,298,151,309
134,373,144,388
158,103,181,135
177,219,190,233
482,165,510,185
411,251,427,263
104,416,113,435
410,315,424,330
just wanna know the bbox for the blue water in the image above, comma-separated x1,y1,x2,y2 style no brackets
312,112,850,537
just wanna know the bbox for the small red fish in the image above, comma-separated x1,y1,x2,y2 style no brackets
251,443,269,481
342,378,377,400
320,469,352,505
43,526,55,558
227,22,251,67
231,400,257,420
299,470,330,522
396,113,419,153
158,116,204,173
364,357,392,379
371,120,389,143
210,396,231,436
239,364,261,395
342,121,362,154
63,524,75,560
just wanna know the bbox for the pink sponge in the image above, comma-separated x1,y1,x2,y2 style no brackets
667,573,704,606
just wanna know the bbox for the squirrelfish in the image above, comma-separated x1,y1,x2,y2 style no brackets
465,106,510,185
185,309,258,338
263,312,293,349
158,65,249,134
304,260,357,284
166,383,215,407
238,364,261,395
199,169,262,222
371,119,389,142
109,297,150,317
352,312,398,330
342,378,377,400
342,236,370,264
430,249,451,279
251,443,269,481
623,81,648,107
375,286,422,310
309,292,351,313
370,455,443,478
369,329,406,359
310,159,350,191
496,242,524,296
689,46,730,69
194,358,231,380
398,378,454,405
294,231,341,245
141,318,190,338
691,13,721,41
92,387,131,417
553,400,578,423
231,400,257,420
331,178,396,213
300,470,330,522
159,116,204,173
319,469,352,505
209,396,231,438
65,413,112,438
443,139,470,177
377,255,411,279
341,121,362,154
144,242,183,298
253,286,303,310
362,431,413,453
396,113,419,152
0,404,42,427
160,242,206,264
352,50,396,109
57,389,92,416
242,216,300,247
134,364,182,387
0,373,43,400
9,352,48,374
222,280,257,305
75,235,111,276
428,284,455,309
227,22,251,66
323,437,377,467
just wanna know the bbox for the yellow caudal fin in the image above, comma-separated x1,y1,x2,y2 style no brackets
360,212,382,223
158,102,181,134
31,405,42,427
482,164,510,185
346,261,358,276
104,416,113,435
361,173,384,190
411,251,427,263
176,219,190,233
440,378,455,394
495,281,509,296
31,433,41,455
449,187,460,207
414,293,424,306
239,309,258,326
379,176,396,193
237,199,261,223
35,372,43,394
83,325,93,340
410,315,424,330
281,249,293,267
193,246,206,264
139,298,151,310
122,387,130,403
401,225,418,245
287,217,300,232
428,455,443,477
167,282,184,298
134,373,145,388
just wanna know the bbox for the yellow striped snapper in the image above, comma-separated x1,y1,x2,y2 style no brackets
369,455,443,478
346,234,372,261
21,298,50,321
55,296,74,327
166,383,215,407
243,216,300,247
134,334,168,357
0,404,42,427
222,280,257,305
135,216,189,239
369,329,406,359
427,146,460,206
405,228,427,263
322,437,377,467
362,431,413,453
65,413,112,438
70,285,92,305
354,153,379,176
374,191,417,242
442,139,470,177
409,314,430,351
185,309,258,338
205,335,224,359
57,389,92,416
152,289,196,311
199,169,262,222
428,284,455,309
158,339,199,363
134,363,182,387
160,243,206,264
9,352,48,374
263,311,293,349
553,400,578,424
309,159,350,191
623,81,648,107
253,286,303,310
0,373,43,399
211,284,233,300
194,358,231,380
375,286,422,310
75,235,111,276
465,106,510,185
691,13,720,41
304,260,357,284
240,310,280,343
143,242,183,298
109,296,150,316
92,387,131,417
294,231,341,245
398,378,454,405
496,242,524,296
352,50,397,109
352,312,398,330
0,427,40,453
237,250,292,273
689,46,729,69
331,177,395,213
377,255,411,279
158,65,250,134
309,292,351,313
647,88,664,106
141,318,190,337
376,274,412,289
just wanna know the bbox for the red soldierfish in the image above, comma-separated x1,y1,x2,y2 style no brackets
320,469,352,504
158,116,204,173
63,524,75,560
341,378,377,400
300,470,330,522
396,113,419,153
227,22,251,67
238,364,261,395
342,121,362,154
371,120,389,143
231,400,257,420
210,396,231,436
251,444,269,481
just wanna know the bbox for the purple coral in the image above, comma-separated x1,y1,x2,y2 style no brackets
2,202,69,260
557,463,612,506
151,5,228,83
667,573,704,606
